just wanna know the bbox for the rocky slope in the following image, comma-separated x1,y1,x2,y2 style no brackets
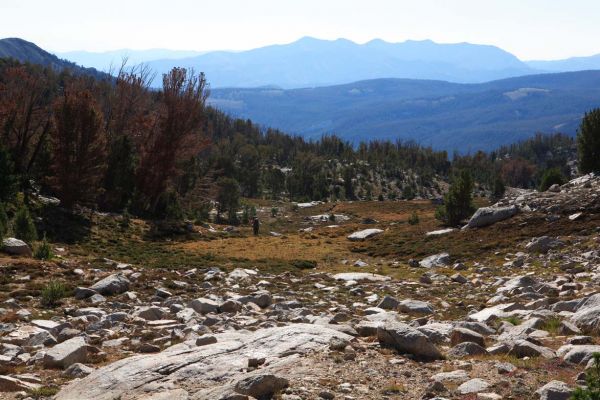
0,174,599,399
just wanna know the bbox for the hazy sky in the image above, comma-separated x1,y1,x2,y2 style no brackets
1,0,599,60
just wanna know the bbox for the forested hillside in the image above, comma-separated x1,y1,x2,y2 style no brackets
0,38,107,80
210,71,600,151
0,59,453,220
0,58,579,225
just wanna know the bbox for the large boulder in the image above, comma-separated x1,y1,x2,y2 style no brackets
525,236,564,254
347,228,384,241
535,380,573,400
55,324,351,400
571,294,600,334
397,299,434,315
377,295,400,310
355,312,399,337
447,342,488,358
377,321,443,360
496,275,537,293
419,253,450,268
457,378,490,394
90,274,130,296
508,339,555,359
557,344,600,364
234,374,289,398
43,336,89,369
451,328,485,347
189,298,220,314
464,205,518,229
1,238,32,256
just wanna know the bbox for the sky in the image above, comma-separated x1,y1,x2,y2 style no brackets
1,0,599,60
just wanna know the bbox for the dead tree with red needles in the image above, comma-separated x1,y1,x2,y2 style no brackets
135,68,209,215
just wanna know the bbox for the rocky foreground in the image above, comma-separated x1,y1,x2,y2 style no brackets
0,174,599,399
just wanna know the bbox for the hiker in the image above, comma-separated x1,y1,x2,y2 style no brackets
252,217,260,236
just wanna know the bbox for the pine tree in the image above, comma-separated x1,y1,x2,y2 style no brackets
491,175,505,200
216,177,240,224
103,135,137,210
436,170,474,226
0,145,17,203
578,109,600,174
343,167,355,200
0,203,8,239
14,205,37,244
539,168,566,192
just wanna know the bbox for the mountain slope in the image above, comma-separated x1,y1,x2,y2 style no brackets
527,54,600,72
141,37,536,88
209,71,600,152
0,38,107,78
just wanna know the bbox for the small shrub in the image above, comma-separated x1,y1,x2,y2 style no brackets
402,185,415,200
408,211,419,225
14,205,37,244
572,352,600,399
34,234,53,260
539,167,566,192
502,316,522,326
291,204,299,212
378,194,384,201
328,213,336,222
40,281,67,308
291,260,317,269
381,383,406,395
28,386,60,399
271,207,278,218
542,316,562,336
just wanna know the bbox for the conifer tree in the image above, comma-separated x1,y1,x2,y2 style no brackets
578,109,600,174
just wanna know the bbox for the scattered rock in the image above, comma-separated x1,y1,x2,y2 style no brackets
1,238,32,256
347,228,384,241
525,236,564,254
464,205,518,229
457,378,490,394
419,253,450,268
535,380,573,400
234,374,289,398
43,336,89,369
397,299,434,315
377,321,443,360
63,363,94,378
90,274,130,296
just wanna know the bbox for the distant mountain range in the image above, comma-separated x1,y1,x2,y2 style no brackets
210,71,600,152
526,54,600,73
53,36,600,89
0,37,107,79
3,37,600,153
